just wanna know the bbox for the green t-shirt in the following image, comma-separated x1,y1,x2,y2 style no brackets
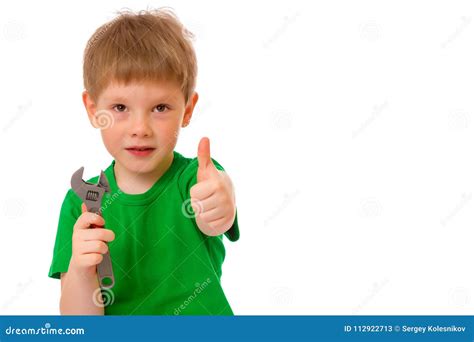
48,151,239,315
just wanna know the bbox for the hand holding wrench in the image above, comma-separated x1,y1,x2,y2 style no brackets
71,167,115,289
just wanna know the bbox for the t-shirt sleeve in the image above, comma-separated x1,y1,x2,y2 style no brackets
178,157,240,242
48,189,82,279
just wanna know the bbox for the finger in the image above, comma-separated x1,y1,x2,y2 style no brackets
81,203,105,228
75,212,105,230
79,240,108,255
191,195,219,215
80,253,103,267
198,206,225,222
208,216,229,231
190,180,217,200
80,228,115,242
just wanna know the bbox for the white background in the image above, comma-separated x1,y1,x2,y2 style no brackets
1,0,474,315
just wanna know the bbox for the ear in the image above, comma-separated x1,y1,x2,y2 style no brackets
182,92,199,128
82,90,97,127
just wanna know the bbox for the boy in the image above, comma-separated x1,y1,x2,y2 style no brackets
48,8,240,315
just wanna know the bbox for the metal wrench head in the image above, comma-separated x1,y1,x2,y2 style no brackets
71,167,110,215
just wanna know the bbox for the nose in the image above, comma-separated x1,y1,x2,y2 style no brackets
129,111,152,138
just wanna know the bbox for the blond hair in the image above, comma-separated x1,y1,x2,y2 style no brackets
83,8,197,103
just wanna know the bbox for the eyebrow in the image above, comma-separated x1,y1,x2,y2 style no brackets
104,95,178,103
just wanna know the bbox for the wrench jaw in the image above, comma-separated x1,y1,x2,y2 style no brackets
98,170,110,194
70,167,110,215
70,167,87,199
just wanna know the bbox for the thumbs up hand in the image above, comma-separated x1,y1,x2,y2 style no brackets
189,137,236,236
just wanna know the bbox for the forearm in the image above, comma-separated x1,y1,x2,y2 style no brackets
60,262,104,315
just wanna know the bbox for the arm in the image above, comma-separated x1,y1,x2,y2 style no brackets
60,265,103,315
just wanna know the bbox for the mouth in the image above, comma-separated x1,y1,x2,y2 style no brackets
125,146,156,157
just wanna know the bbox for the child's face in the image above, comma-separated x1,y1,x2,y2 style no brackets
83,79,198,176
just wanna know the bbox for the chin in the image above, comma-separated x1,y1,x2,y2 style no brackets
128,162,159,174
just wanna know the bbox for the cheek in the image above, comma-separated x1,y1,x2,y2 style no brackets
100,129,123,154
157,127,178,146
155,118,181,137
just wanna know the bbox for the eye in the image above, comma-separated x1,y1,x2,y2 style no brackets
112,104,127,112
153,104,170,113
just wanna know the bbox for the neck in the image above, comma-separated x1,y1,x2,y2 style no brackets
114,152,174,195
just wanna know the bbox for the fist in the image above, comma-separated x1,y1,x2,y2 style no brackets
70,203,115,274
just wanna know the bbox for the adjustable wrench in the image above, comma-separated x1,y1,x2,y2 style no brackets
71,167,115,289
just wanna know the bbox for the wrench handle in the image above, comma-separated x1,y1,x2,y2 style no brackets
90,223,115,289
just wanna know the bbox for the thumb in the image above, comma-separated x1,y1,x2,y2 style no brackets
197,137,218,182
197,137,212,170
81,203,87,214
